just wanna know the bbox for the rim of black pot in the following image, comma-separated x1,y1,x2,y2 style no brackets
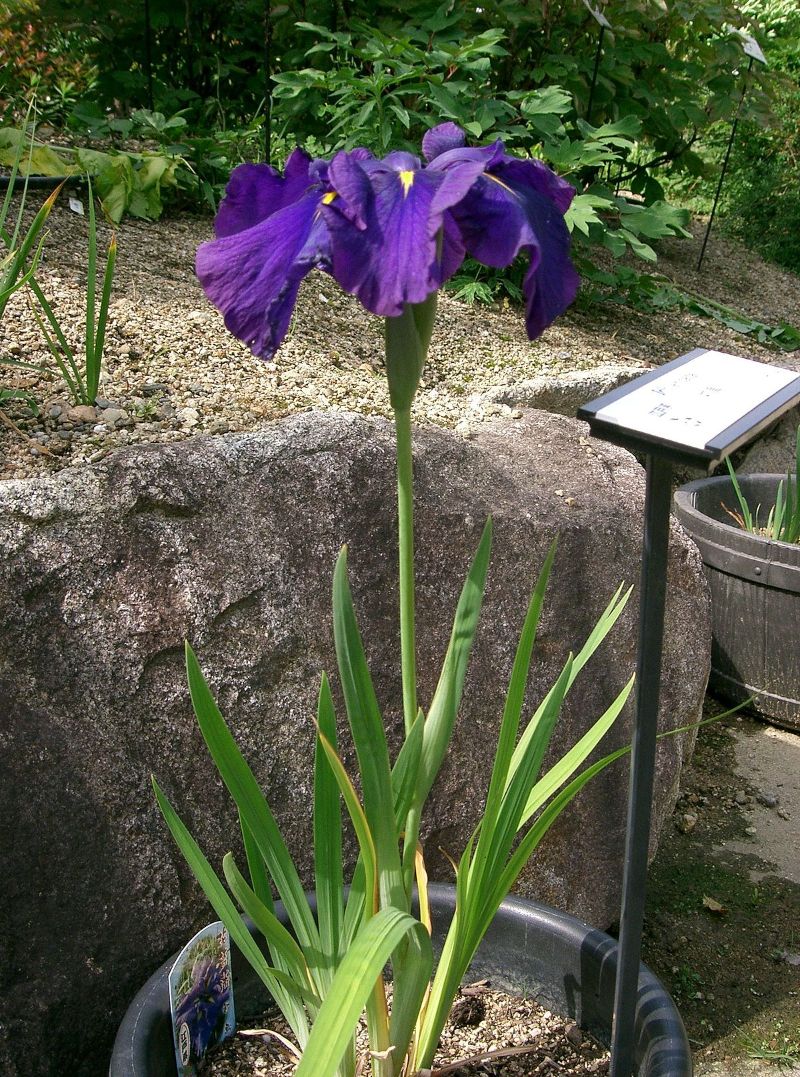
110,885,690,1077
0,174,85,191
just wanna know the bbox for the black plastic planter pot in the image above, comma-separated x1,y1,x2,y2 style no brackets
674,474,800,733
110,885,690,1077
0,174,83,191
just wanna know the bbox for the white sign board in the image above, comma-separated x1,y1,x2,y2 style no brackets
738,30,767,65
582,0,611,29
579,349,800,464
593,351,796,450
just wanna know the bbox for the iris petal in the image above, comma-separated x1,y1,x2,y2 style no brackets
517,187,580,338
324,163,444,316
427,141,505,177
422,122,467,161
485,155,579,334
327,151,374,230
494,155,575,216
324,147,514,312
431,146,578,336
428,147,503,215
214,149,313,238
379,150,423,172
197,191,328,359
438,215,466,283
438,175,529,269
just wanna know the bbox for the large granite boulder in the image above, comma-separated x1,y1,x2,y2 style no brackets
0,409,710,1076
736,357,799,476
480,362,649,415
738,405,800,476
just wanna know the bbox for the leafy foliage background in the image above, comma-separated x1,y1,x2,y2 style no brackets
0,0,795,277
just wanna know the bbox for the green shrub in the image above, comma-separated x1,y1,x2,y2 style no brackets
0,0,97,125
664,1,800,273
10,0,787,279
720,2,800,271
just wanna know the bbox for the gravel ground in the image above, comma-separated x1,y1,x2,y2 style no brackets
2,195,800,482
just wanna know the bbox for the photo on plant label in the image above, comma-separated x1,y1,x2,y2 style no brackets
168,922,235,1076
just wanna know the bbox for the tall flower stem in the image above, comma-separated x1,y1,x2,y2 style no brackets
394,405,417,736
386,297,435,737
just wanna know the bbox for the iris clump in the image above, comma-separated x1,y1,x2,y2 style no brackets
155,121,632,1077
724,426,800,544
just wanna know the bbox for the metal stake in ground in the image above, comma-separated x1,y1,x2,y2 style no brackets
583,1,612,124
143,0,154,113
264,1,274,165
697,33,766,272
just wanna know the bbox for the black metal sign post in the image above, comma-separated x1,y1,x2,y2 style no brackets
577,348,800,1077
264,1,274,164
582,1,612,123
609,451,672,1076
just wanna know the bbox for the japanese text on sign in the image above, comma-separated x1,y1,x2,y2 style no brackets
592,350,797,450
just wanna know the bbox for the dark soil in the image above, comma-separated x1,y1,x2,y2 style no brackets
203,983,610,1076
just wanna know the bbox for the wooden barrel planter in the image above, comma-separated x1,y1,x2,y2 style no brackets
674,473,800,732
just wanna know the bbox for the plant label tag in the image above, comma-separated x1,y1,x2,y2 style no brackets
578,348,800,465
169,921,235,1076
68,197,84,216
582,0,611,28
737,31,767,65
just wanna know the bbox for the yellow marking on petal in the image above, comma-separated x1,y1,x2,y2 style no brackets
486,172,517,196
398,170,415,196
321,191,337,204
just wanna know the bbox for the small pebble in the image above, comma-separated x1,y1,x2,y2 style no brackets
68,404,97,423
677,812,698,834
565,1022,583,1046
102,408,128,426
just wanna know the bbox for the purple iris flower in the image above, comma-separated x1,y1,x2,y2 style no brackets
196,123,579,361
